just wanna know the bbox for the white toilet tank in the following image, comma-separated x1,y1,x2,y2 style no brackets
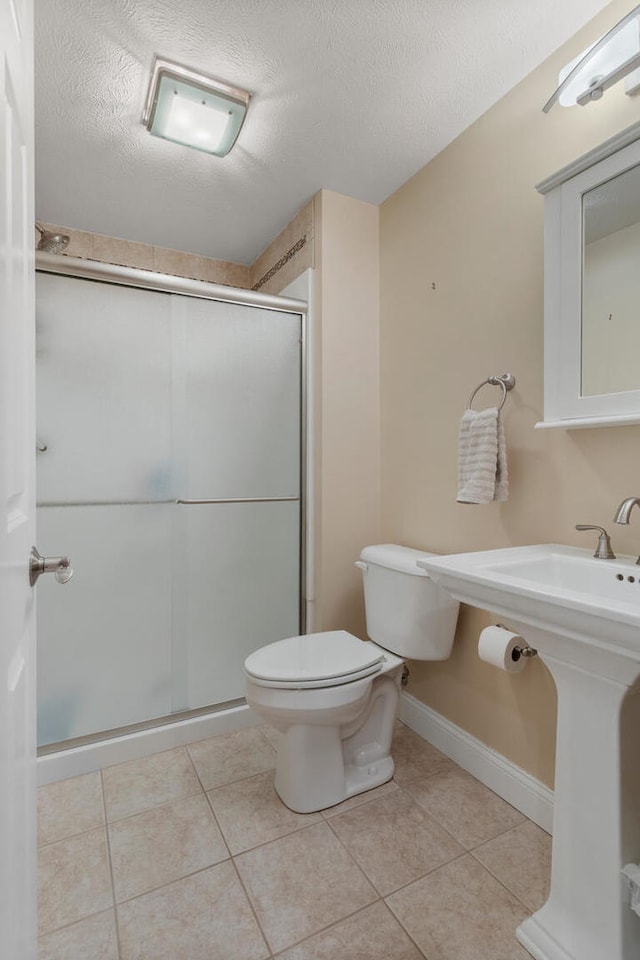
358,544,459,660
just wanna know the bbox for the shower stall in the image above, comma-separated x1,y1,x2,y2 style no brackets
35,259,306,758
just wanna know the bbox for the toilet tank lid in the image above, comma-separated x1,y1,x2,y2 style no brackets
359,544,436,576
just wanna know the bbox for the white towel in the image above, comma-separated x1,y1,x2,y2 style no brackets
457,406,508,504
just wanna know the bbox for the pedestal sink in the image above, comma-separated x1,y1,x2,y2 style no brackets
417,544,640,960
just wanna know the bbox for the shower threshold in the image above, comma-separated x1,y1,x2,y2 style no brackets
37,697,257,786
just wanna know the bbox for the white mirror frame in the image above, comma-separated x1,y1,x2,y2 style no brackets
536,120,640,429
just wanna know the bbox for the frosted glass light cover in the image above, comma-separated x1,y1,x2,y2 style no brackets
145,60,250,157
162,90,230,153
558,19,640,106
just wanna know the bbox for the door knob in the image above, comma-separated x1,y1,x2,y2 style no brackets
29,546,74,587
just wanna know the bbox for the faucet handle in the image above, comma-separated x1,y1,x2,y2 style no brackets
575,525,616,560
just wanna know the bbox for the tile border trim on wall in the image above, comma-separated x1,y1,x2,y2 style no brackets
251,235,307,290
399,691,554,834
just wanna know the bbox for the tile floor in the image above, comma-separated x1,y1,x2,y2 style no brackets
37,721,551,960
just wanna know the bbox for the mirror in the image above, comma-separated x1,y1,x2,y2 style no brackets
536,121,640,428
582,164,640,398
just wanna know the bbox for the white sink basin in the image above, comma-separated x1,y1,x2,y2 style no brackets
483,545,640,599
418,544,640,670
418,543,640,960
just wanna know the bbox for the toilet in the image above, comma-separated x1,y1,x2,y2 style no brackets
244,544,459,813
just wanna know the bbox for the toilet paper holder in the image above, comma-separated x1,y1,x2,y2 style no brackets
496,625,538,661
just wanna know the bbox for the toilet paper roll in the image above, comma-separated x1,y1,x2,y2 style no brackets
478,625,528,673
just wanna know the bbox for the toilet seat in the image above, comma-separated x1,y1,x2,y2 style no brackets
244,630,386,689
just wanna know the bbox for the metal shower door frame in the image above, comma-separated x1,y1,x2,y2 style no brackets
35,251,309,640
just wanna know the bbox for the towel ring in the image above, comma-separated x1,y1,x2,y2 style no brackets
466,373,516,412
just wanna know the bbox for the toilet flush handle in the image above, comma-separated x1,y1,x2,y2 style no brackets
354,561,368,572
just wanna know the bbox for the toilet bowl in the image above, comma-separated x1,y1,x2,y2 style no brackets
246,631,403,813
244,544,459,813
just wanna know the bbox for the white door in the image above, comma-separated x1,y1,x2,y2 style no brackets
0,0,37,957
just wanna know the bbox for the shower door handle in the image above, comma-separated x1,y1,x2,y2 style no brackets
29,546,74,587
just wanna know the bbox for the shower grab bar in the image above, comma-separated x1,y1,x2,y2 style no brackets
38,496,300,508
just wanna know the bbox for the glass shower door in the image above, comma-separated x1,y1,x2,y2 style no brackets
36,272,302,747
36,274,175,745
171,294,301,711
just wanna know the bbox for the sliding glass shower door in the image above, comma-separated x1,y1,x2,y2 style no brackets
36,272,302,747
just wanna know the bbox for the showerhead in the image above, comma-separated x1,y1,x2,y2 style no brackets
35,222,70,254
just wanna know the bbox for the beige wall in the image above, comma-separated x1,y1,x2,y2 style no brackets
314,190,381,637
379,0,640,788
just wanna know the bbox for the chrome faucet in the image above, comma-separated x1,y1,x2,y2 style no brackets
575,524,616,559
613,497,640,524
613,497,640,563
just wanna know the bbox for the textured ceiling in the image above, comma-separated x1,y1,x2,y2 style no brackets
35,0,611,265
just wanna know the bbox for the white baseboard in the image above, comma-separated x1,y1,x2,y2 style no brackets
399,691,554,833
37,702,259,786
37,688,555,834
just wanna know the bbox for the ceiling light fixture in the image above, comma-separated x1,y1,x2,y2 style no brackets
544,4,640,112
142,56,251,156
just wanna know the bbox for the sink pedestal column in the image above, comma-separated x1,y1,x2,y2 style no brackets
417,544,640,960
516,649,640,960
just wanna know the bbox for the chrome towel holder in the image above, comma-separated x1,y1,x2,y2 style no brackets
466,373,516,412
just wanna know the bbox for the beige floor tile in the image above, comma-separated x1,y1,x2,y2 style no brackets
36,728,547,960
38,909,118,960
321,778,400,818
386,855,530,960
235,821,377,953
391,723,454,785
101,747,201,821
108,793,229,902
38,772,104,846
117,860,269,960
38,828,113,936
207,770,321,854
187,726,276,790
329,789,463,895
274,901,425,959
405,768,524,848
472,820,552,912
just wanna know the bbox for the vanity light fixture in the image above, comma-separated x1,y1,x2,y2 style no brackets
544,3,640,112
142,56,251,156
